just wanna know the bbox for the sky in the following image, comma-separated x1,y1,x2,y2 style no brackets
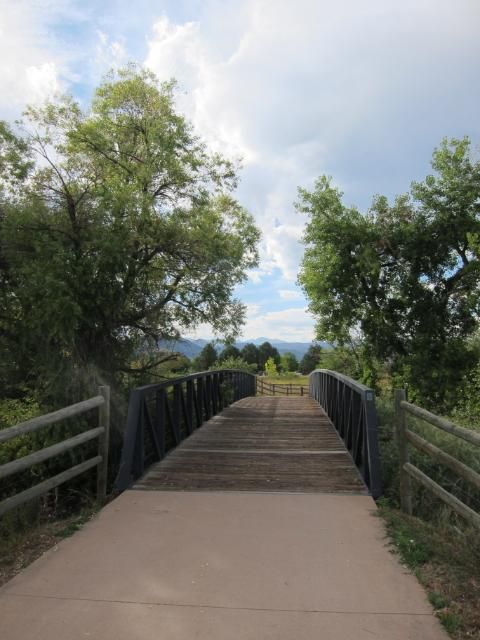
1,0,479,342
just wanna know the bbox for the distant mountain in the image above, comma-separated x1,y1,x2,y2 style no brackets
159,337,331,361
157,338,203,359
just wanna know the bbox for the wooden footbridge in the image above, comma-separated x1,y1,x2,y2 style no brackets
114,369,382,498
0,370,450,640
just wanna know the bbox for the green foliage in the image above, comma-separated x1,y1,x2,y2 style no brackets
319,345,380,390
264,356,279,377
240,343,260,371
299,343,322,374
376,394,480,516
219,344,241,362
379,503,478,638
280,351,298,373
297,137,480,408
389,522,432,568
212,356,256,373
437,611,462,634
0,65,260,403
192,342,218,371
258,342,281,370
428,592,450,610
0,395,42,431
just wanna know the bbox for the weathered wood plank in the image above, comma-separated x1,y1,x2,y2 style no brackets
133,396,367,495
0,396,104,444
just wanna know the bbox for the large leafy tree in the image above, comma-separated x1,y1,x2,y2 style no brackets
0,66,260,400
297,138,480,406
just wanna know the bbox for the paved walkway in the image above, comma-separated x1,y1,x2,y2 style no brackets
0,398,448,639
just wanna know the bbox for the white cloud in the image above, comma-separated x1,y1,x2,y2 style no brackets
278,289,303,301
95,30,128,69
241,306,315,342
0,2,65,116
144,1,480,285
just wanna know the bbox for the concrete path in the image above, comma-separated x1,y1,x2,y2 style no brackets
0,490,448,639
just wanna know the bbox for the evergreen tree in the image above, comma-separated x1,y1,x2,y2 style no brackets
299,344,323,374
193,343,218,371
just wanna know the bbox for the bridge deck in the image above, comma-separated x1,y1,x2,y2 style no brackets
134,396,367,494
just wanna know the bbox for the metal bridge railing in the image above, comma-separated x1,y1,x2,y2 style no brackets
114,369,256,491
309,369,382,498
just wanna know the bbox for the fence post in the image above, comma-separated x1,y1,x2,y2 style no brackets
97,385,110,503
395,389,412,515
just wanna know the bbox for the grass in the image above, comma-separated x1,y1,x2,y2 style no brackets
0,506,99,588
378,500,480,638
261,374,309,385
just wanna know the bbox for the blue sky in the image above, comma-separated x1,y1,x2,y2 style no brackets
1,0,479,341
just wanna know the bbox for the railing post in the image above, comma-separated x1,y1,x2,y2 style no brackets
156,389,166,456
173,384,182,443
395,389,413,515
97,385,110,503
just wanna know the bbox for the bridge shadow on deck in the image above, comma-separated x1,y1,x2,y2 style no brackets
134,396,367,494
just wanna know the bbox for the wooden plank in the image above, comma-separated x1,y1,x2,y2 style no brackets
0,456,102,517
401,400,480,447
96,385,110,503
0,396,104,444
406,429,480,491
133,397,367,495
135,450,365,494
395,389,413,515
0,427,104,480
404,462,480,529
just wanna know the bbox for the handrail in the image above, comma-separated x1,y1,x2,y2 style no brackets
309,369,382,498
395,389,480,529
0,386,110,517
114,369,256,491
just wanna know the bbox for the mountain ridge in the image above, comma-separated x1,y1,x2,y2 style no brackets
158,337,330,360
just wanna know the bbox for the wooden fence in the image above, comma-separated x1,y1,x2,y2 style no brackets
256,378,309,396
395,389,480,529
0,386,110,517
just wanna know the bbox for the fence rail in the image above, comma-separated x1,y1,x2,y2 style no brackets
0,386,110,517
114,369,256,491
256,378,309,396
395,389,480,529
309,369,382,498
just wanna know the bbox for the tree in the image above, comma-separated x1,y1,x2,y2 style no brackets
192,343,218,371
297,137,480,406
219,344,241,362
258,342,281,370
212,356,256,374
264,357,278,377
299,344,322,374
280,351,298,372
0,66,260,400
240,343,260,370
